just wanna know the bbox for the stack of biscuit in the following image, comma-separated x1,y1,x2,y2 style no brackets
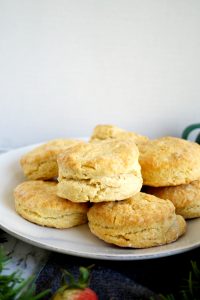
13,125,192,249
87,125,186,247
140,136,200,219
15,139,89,229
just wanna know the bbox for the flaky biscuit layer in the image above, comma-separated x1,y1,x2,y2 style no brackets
14,180,89,228
87,192,186,248
146,180,200,219
58,139,141,179
20,139,82,180
57,139,142,202
57,171,142,202
139,137,200,186
90,124,149,146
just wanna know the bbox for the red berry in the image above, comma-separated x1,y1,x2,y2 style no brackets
52,266,98,300
53,287,98,300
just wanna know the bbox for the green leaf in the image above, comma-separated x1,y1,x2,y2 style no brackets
78,267,90,288
53,265,95,297
152,259,200,300
0,246,50,300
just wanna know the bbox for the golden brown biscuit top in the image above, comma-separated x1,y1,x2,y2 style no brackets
140,136,200,174
147,180,200,210
14,180,88,212
90,124,149,145
20,139,82,165
58,138,140,178
87,192,175,227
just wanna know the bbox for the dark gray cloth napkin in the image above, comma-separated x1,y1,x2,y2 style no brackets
36,247,200,300
35,254,157,300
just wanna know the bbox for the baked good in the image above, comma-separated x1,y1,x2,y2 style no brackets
14,180,89,228
20,139,82,180
57,139,142,202
139,136,200,187
90,124,149,146
87,192,186,248
146,180,200,219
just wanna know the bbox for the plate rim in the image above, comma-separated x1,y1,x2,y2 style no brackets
1,222,200,261
0,143,200,261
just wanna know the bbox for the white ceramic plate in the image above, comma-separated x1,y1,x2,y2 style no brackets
0,144,200,260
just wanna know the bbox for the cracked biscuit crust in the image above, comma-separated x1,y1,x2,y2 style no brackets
20,139,82,180
57,139,142,202
87,192,186,248
57,172,142,202
14,181,89,228
139,137,200,187
146,180,200,219
58,139,141,178
90,124,149,146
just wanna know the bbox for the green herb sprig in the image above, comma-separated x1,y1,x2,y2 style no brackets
155,260,200,300
0,247,50,300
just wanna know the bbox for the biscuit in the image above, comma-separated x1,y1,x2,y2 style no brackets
146,180,200,219
139,137,200,187
20,139,82,180
57,139,142,202
90,124,149,146
14,181,89,228
87,192,186,248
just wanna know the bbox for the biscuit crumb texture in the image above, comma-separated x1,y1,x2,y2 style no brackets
20,139,82,180
57,139,143,202
139,137,200,186
57,172,142,202
87,192,186,248
146,180,200,219
14,180,89,228
90,124,149,147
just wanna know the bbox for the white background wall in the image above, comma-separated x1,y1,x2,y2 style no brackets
0,0,200,148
